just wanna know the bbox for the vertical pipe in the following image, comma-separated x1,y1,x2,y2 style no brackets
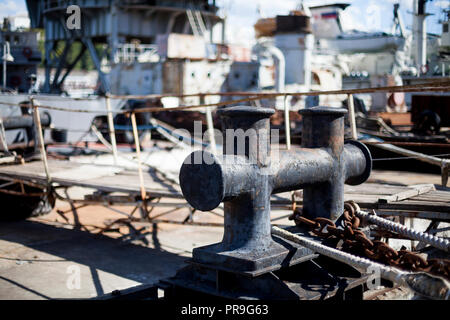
284,94,291,150
105,94,119,165
205,107,216,154
2,43,6,88
130,112,146,201
44,40,52,93
201,94,216,154
284,94,293,214
221,18,226,44
347,94,358,140
0,118,9,153
30,98,51,184
414,0,427,73
300,107,347,220
217,106,275,251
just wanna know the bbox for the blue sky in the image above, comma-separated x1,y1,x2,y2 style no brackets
217,0,449,44
1,0,448,45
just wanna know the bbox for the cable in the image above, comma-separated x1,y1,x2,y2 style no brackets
373,153,450,161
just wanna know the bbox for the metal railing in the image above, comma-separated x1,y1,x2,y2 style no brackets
113,44,159,64
0,78,449,192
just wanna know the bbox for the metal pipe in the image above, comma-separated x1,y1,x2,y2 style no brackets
2,44,5,88
0,118,9,153
347,94,357,139
130,112,146,202
355,209,450,252
369,139,450,186
2,42,13,88
31,98,52,184
253,39,285,92
202,94,216,154
105,95,119,165
300,107,371,219
180,106,372,258
2,114,51,130
284,95,291,150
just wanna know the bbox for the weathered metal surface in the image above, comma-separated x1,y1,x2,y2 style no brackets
272,226,450,300
162,255,368,300
2,113,51,130
356,208,450,252
293,201,450,281
179,105,372,273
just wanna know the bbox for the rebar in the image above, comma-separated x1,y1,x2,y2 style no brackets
353,205,450,252
271,226,450,300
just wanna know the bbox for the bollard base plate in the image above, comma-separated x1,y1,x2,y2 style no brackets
161,254,368,300
192,227,332,277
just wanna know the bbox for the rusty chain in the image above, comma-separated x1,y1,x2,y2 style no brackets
289,201,450,280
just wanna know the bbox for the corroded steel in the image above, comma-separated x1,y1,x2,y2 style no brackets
293,201,450,280
179,105,372,272
271,226,450,300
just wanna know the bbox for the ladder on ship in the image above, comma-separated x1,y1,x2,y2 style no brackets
186,8,206,37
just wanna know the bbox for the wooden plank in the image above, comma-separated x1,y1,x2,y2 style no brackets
344,184,407,195
378,184,435,203
378,201,449,213
0,160,183,199
409,195,450,203
377,211,450,221
344,194,382,202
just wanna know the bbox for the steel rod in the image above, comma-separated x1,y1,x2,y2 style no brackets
130,112,146,201
369,139,450,186
271,226,450,300
105,94,119,165
284,94,291,150
2,83,448,115
347,94,358,140
30,98,52,184
203,94,216,154
355,208,450,252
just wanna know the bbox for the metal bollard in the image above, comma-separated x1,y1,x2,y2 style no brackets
179,106,372,272
299,107,371,220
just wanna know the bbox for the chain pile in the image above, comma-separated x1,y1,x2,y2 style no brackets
289,201,450,281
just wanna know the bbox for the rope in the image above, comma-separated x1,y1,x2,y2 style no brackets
0,82,448,115
109,78,450,99
372,153,450,161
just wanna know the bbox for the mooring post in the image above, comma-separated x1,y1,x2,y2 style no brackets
105,93,119,165
30,97,52,184
179,106,372,272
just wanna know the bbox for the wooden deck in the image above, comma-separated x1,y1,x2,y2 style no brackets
273,182,450,221
0,159,182,198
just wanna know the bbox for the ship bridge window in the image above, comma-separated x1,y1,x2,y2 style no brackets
444,23,449,33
